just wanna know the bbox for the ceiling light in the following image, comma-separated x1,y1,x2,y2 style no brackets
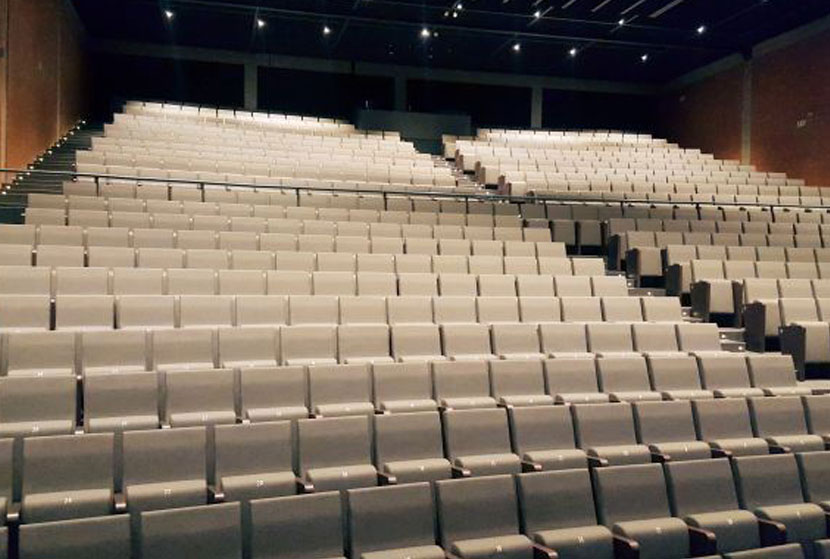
569,47,578,57
257,19,266,28
444,10,450,17
533,10,542,18
452,11,458,18
433,31,439,37
164,9,174,20
512,42,521,52
421,27,431,38
323,25,332,35
696,24,706,34
640,53,649,62
618,18,625,25
456,3,463,9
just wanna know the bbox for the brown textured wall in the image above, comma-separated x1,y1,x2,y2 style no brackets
657,65,744,162
751,29,830,187
2,0,88,170
0,0,8,169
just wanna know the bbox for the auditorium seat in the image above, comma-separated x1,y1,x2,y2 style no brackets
697,353,765,398
646,354,714,400
488,359,552,407
0,375,76,437
442,408,520,476
297,415,378,492
83,372,160,432
371,362,437,413
432,361,496,410
692,399,769,457
373,411,451,483
543,357,608,404
139,502,242,559
747,396,824,453
572,403,651,466
18,515,131,559
238,366,308,421
163,368,236,427
633,400,712,461
508,405,587,471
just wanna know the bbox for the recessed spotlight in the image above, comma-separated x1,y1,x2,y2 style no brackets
444,10,450,17
512,42,521,52
433,31,439,37
456,3,463,10
421,27,431,38
696,24,707,34
164,9,174,20
640,53,649,62
323,25,332,35
452,11,458,18
533,10,541,18
257,19,266,29
618,18,625,26
568,47,578,57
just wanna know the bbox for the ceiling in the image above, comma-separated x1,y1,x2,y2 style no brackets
72,0,830,83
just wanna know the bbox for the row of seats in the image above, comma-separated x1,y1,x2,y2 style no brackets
523,203,825,224
13,455,830,559
0,319,723,376
0,350,813,437
0,266,621,296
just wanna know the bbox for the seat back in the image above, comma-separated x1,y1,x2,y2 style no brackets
435,475,521,547
732,454,806,510
592,463,671,525
298,416,371,471
373,411,444,465
572,403,637,447
517,469,599,533
664,458,742,516
442,408,512,460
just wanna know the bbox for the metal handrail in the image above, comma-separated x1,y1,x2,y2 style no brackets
2,167,829,217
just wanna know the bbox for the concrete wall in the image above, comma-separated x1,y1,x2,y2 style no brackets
0,0,89,169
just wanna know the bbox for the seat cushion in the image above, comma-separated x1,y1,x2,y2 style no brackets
125,479,206,513
314,402,375,418
169,411,237,428
766,435,825,453
454,453,522,476
306,465,377,492
451,534,533,559
500,394,555,408
609,391,664,403
379,399,437,413
662,390,715,401
22,489,113,523
383,458,452,484
710,438,769,457
246,406,308,422
613,517,690,559
755,503,827,545
724,543,806,558
522,449,588,471
441,397,497,410
86,415,159,433
533,525,614,559
589,445,652,466
362,544,447,559
0,420,74,438
714,388,766,399
685,510,761,553
650,441,712,462
220,472,296,502
555,392,611,405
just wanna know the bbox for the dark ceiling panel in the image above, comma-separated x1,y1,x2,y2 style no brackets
71,0,830,83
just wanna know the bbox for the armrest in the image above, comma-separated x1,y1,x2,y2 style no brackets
378,471,398,486
612,534,640,559
758,518,787,547
451,465,472,478
710,447,733,459
296,477,314,494
588,456,609,468
6,502,20,524
532,542,559,559
650,451,671,463
522,460,543,473
209,485,225,503
688,526,717,556
768,444,792,454
113,494,127,514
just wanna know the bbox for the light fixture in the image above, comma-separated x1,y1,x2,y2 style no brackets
533,9,541,18
457,3,463,10
696,24,706,35
257,18,266,29
421,27,431,38
164,9,174,20
640,53,649,62
568,47,578,57
452,11,458,18
444,10,450,17
512,42,521,52
618,18,625,26
323,25,332,35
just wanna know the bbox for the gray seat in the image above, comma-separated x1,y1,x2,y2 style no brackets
665,458,776,555
593,463,692,559
596,356,663,402
346,482,445,559
633,400,712,461
374,411,452,483
748,396,825,453
163,369,237,428
83,372,160,433
803,395,830,440
746,354,811,396
81,330,148,375
543,358,609,404
239,366,309,422
371,362,437,413
646,354,714,401
692,398,770,457
249,492,344,559
139,502,242,559
308,363,374,418
122,427,208,514
218,326,280,369
18,515,131,559
297,415,378,492
508,406,587,471
571,403,652,466
436,475,535,559
517,469,614,559
489,359,554,408
432,361,497,410
697,354,766,398
733,454,829,552
213,421,296,506
21,433,115,523
797,451,830,512
0,376,76,437
442,408,521,477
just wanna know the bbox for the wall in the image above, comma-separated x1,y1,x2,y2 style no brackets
657,65,744,162
0,0,89,169
543,89,656,133
751,29,830,186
